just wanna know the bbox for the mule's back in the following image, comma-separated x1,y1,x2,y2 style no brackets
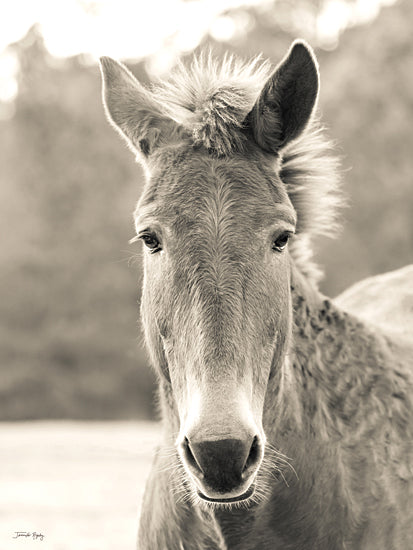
335,264,413,342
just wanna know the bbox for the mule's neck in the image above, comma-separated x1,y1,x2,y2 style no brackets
268,264,394,443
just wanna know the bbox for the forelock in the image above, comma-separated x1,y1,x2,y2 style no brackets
150,52,272,157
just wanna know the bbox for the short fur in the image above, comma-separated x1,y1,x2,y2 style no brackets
99,41,413,550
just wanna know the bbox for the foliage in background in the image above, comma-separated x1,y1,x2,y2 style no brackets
0,30,155,419
0,0,411,419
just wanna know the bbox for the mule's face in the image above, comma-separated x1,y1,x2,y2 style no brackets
100,39,319,504
136,149,296,502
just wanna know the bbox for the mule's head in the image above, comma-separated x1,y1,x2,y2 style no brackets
100,41,319,504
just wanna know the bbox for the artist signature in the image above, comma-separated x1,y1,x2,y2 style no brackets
13,531,44,541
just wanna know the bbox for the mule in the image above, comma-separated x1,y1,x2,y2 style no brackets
100,41,413,549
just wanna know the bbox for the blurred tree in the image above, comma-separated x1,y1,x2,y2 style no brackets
318,0,413,294
0,26,156,419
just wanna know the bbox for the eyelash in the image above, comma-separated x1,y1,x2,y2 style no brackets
272,231,293,252
139,232,162,253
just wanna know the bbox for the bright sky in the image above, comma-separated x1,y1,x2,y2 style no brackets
0,0,267,61
0,0,397,112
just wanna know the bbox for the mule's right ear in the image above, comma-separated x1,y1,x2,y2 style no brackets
99,57,176,158
246,40,319,154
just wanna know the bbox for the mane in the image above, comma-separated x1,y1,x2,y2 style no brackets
281,124,344,283
150,52,343,284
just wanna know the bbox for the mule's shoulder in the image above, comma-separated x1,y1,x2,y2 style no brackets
334,265,413,342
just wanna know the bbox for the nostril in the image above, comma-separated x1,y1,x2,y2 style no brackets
243,436,261,474
182,437,204,477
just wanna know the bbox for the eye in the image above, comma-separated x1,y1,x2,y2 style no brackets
272,232,292,252
139,232,162,253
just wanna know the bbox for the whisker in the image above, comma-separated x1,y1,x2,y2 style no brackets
264,443,299,481
278,469,290,487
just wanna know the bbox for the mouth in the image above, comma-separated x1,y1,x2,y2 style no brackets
197,484,255,504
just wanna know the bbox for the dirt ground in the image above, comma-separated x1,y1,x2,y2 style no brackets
0,421,160,550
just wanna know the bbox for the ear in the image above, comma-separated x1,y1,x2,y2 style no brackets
246,40,319,153
99,56,177,158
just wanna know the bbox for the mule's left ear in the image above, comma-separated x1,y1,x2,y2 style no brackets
246,40,319,153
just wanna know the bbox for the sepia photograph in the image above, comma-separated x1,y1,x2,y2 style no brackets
1,0,412,548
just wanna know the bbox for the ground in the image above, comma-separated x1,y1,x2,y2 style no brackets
0,421,160,550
